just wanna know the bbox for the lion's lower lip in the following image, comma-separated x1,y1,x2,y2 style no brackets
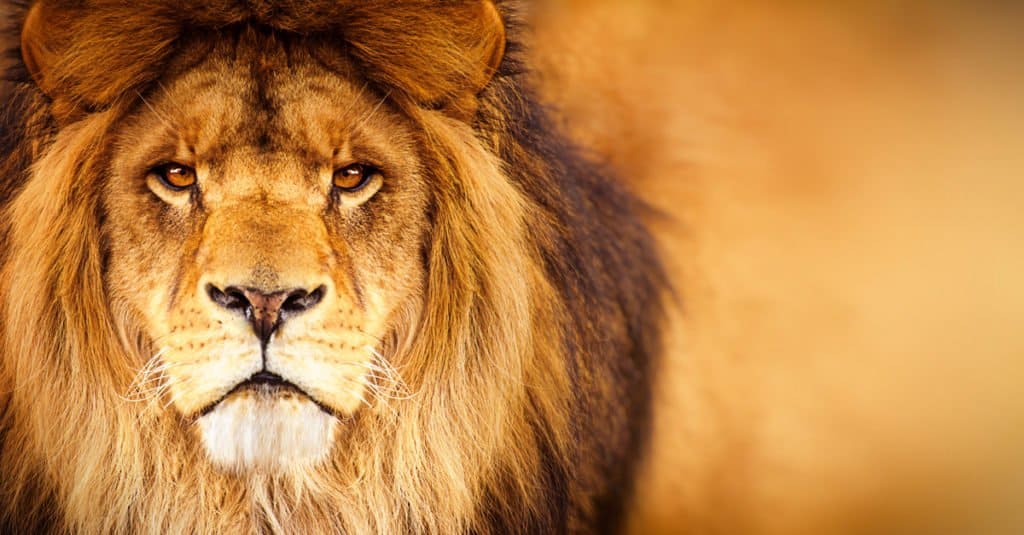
247,370,288,384
197,373,337,418
236,371,297,392
229,371,305,397
236,380,304,396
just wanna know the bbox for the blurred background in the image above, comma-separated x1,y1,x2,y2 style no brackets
4,2,1023,533
529,1,1024,533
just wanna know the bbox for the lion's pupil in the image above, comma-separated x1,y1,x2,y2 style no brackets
169,167,190,185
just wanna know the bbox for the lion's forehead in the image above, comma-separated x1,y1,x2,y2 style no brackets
143,36,407,172
151,68,353,164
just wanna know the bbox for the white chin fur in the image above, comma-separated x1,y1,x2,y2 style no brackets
197,391,337,473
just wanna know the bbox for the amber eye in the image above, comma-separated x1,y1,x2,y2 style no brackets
333,163,378,192
152,163,197,191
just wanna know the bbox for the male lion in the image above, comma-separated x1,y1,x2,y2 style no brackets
0,1,666,533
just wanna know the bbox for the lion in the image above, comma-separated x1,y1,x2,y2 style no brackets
0,1,667,533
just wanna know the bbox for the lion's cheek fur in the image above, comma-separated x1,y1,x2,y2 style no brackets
197,393,338,473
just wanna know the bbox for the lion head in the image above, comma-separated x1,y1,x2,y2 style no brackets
105,30,438,472
0,1,665,533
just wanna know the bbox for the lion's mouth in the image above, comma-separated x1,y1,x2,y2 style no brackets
234,371,302,394
198,371,337,418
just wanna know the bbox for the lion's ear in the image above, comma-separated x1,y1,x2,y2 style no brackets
19,0,178,118
345,0,506,121
457,0,507,107
20,1,59,95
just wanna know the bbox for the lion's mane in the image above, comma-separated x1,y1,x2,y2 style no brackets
0,1,666,533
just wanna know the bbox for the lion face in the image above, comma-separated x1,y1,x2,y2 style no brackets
103,35,429,472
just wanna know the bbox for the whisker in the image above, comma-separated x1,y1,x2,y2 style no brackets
122,347,172,403
352,90,392,134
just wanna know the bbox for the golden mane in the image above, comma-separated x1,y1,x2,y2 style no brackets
0,1,666,533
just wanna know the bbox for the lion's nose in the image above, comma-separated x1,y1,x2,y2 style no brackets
206,284,326,343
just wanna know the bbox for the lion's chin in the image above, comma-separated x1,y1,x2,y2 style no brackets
196,390,338,473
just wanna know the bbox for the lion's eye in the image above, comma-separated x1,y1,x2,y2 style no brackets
333,163,378,192
152,163,197,191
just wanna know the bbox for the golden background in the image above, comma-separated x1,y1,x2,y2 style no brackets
530,2,1024,533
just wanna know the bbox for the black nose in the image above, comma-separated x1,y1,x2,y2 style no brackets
207,284,325,343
